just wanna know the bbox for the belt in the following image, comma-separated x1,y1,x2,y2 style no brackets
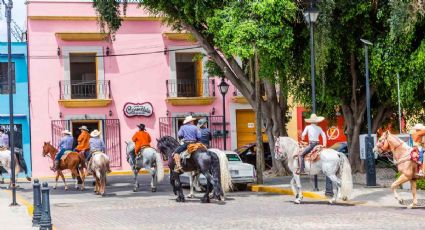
309,141,319,144
184,141,196,144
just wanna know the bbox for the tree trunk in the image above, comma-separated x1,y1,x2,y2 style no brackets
254,46,265,184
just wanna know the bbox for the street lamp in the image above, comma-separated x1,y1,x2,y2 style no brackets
303,1,319,113
218,76,229,150
360,38,376,186
1,0,17,206
303,0,325,193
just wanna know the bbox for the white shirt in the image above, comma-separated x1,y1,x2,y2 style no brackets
301,124,327,146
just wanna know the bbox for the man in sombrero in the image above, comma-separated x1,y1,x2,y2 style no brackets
410,123,425,176
172,115,201,173
298,114,327,174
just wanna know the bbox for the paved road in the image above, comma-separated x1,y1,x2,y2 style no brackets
3,175,425,230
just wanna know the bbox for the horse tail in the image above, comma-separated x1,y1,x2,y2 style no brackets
209,149,232,194
154,150,164,183
338,152,353,200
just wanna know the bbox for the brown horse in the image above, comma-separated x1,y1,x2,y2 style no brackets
374,131,422,208
42,142,86,191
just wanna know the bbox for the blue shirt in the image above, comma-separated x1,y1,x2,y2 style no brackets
89,137,105,152
199,127,212,146
58,135,74,150
178,124,201,142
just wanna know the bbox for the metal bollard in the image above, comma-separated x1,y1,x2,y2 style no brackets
39,182,52,230
32,179,42,227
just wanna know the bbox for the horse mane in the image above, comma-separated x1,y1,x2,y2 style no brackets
156,136,179,156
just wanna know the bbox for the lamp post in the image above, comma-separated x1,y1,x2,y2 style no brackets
1,0,17,206
304,0,326,193
360,38,376,187
218,76,229,150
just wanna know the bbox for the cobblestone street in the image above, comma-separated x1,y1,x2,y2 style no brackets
3,175,424,230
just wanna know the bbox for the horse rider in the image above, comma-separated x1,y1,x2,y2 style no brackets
410,123,425,177
173,116,201,173
298,114,327,174
198,118,212,148
87,129,111,174
131,123,151,163
75,125,90,162
52,130,74,171
0,126,9,150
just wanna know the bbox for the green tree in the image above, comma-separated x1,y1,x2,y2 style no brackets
293,0,425,172
92,0,299,174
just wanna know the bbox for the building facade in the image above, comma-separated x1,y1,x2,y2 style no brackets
27,0,266,176
0,42,32,177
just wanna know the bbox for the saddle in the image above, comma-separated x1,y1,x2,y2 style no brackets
180,143,207,161
297,145,324,163
410,147,421,165
0,146,8,151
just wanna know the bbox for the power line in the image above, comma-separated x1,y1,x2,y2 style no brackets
25,46,202,59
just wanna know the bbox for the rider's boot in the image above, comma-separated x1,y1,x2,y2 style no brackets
86,158,93,176
296,156,306,175
173,153,183,173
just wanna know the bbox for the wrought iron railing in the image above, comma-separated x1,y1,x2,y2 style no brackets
59,80,111,100
166,78,215,97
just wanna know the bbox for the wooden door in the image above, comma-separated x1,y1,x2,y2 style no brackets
236,110,267,148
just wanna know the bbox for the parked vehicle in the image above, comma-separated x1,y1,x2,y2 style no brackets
234,143,273,169
180,151,256,190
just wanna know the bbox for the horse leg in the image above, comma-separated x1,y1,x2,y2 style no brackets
409,180,418,209
101,171,107,197
59,171,67,190
133,169,139,192
391,173,410,205
54,172,59,189
293,174,303,204
146,164,157,192
201,172,213,203
173,172,185,202
70,169,79,190
327,174,341,204
188,172,195,198
79,167,86,191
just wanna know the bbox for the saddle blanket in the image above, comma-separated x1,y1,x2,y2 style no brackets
296,145,324,163
61,150,74,161
410,147,421,165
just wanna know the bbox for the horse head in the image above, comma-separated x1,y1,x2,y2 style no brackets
42,141,53,157
156,136,179,161
274,137,287,161
374,130,391,155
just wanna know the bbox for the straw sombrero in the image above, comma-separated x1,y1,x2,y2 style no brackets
197,118,207,127
183,116,197,124
79,125,89,131
305,114,325,123
412,123,425,131
61,130,72,135
90,129,101,137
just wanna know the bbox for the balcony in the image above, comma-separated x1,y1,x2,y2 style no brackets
166,79,216,106
58,80,112,108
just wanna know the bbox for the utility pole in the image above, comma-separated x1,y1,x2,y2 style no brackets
2,0,17,206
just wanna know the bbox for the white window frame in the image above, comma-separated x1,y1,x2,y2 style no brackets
62,46,105,99
168,45,209,97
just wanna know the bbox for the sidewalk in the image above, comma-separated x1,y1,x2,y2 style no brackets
0,189,37,230
249,175,425,207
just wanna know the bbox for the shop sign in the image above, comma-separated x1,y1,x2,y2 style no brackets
123,102,153,117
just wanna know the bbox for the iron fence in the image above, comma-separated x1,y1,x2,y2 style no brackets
59,80,111,100
159,115,226,149
166,78,215,97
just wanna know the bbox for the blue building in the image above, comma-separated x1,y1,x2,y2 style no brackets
0,42,31,177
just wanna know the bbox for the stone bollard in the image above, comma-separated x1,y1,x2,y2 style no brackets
32,179,42,227
39,182,52,230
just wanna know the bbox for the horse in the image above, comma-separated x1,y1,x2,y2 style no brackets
373,131,422,208
88,151,110,196
42,142,86,190
0,149,21,189
156,136,232,203
275,136,353,204
125,141,164,192
0,148,31,185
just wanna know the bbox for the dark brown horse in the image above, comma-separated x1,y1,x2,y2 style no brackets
42,142,86,190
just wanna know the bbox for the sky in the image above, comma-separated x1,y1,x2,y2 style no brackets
0,0,27,42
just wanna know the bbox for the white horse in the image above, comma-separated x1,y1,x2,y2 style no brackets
0,149,21,189
125,141,164,192
88,152,110,196
275,137,353,204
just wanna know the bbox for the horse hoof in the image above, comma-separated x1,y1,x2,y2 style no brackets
201,197,210,203
187,194,193,198
398,199,404,205
53,187,57,190
294,199,301,204
133,188,138,192
65,187,68,191
342,196,348,201
151,188,157,192
176,197,185,203
328,200,334,205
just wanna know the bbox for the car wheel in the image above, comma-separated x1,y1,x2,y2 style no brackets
236,184,248,191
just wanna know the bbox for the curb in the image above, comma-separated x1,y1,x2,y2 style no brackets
248,184,327,200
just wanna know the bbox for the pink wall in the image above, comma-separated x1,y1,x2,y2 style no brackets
28,1,235,176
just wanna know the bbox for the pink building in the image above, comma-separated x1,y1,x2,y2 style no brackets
27,0,258,176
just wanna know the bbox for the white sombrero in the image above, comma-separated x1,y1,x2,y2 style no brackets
305,114,325,123
183,116,197,124
90,129,101,137
61,130,72,135
79,125,89,131
412,123,425,131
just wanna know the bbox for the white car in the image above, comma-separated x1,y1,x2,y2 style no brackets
180,151,256,189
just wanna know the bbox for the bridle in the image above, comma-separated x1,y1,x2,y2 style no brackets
376,132,410,165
